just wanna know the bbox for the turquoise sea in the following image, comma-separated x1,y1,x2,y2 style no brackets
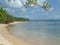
9,21,60,45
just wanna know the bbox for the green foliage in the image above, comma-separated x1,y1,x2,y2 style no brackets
8,0,51,11
14,17,29,21
0,7,29,24
25,0,51,11
25,0,37,7
41,2,51,11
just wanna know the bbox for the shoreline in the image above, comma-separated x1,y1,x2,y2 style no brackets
0,22,30,45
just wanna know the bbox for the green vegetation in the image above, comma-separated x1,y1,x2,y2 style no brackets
8,0,51,11
0,7,29,24
20,0,51,11
25,0,51,11
25,0,37,7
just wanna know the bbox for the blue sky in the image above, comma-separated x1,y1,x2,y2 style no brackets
0,0,60,20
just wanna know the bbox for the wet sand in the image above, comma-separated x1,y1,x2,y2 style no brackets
0,23,30,45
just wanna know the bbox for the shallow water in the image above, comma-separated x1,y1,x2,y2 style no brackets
8,21,60,45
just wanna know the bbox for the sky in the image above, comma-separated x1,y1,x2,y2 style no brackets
0,0,60,20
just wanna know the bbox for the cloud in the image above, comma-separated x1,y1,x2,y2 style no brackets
5,0,47,13
21,8,26,12
5,8,16,13
49,8,54,11
37,0,46,6
5,0,46,8
25,15,30,18
5,0,25,8
31,9,40,13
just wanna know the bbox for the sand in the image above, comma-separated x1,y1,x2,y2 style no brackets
0,23,30,45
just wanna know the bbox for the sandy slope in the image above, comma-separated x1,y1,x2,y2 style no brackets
0,24,30,45
0,34,13,45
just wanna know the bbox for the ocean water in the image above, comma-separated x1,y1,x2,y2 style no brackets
9,21,60,45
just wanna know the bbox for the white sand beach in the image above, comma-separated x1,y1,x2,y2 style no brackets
0,23,30,45
0,34,13,45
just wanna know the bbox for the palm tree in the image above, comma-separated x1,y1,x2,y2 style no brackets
41,2,51,11
7,0,51,11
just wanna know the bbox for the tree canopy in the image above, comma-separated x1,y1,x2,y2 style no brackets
24,0,51,11
7,0,51,11
0,7,29,24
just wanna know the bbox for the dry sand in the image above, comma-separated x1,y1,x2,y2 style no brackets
0,23,30,45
